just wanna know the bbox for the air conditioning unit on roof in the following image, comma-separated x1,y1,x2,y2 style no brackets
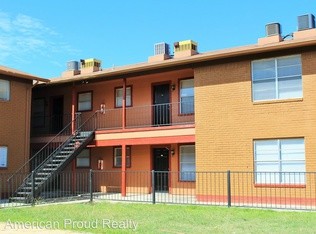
265,23,281,36
298,14,315,31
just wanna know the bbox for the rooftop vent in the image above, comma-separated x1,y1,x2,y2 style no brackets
62,60,80,77
266,23,281,36
80,58,102,74
80,58,101,69
67,61,79,71
298,14,315,31
148,42,171,62
174,40,198,52
154,42,170,56
173,40,198,58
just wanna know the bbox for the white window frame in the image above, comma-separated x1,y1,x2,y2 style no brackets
0,79,10,101
78,92,92,111
179,145,196,181
180,79,194,114
0,146,8,168
76,149,90,168
254,138,306,185
115,86,131,108
114,146,131,168
251,55,302,101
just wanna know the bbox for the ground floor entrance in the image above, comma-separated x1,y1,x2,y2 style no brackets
153,148,170,191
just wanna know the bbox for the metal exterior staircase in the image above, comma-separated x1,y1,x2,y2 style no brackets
7,112,98,203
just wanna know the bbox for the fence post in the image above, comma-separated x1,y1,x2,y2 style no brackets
151,170,155,204
227,170,231,207
89,169,93,203
31,171,35,206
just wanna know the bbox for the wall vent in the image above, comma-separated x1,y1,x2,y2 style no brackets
266,23,281,36
154,42,170,55
298,14,315,31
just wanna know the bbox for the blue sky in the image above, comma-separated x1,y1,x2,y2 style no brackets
0,0,314,78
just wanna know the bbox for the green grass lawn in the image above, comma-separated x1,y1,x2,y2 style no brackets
0,202,315,233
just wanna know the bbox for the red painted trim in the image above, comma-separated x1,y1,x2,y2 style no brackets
113,146,131,168
121,144,127,197
96,135,195,147
114,85,132,108
151,145,172,193
77,90,93,112
95,124,195,134
122,79,126,129
71,85,76,133
152,81,172,125
254,184,306,188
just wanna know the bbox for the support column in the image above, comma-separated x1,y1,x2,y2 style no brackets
121,144,127,197
71,83,76,193
122,78,126,130
71,83,76,134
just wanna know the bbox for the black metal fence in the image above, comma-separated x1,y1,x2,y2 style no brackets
1,171,315,210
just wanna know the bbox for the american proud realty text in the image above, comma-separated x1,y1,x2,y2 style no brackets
4,219,138,231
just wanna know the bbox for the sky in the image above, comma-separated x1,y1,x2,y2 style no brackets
0,0,315,79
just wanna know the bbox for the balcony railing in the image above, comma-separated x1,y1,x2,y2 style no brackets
97,101,194,130
31,102,195,136
31,114,72,136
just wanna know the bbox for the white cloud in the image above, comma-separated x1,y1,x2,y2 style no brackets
0,11,79,69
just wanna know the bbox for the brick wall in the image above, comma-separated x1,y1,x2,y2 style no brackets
0,76,32,173
194,49,316,199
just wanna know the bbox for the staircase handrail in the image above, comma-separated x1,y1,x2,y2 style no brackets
32,111,99,176
7,113,82,183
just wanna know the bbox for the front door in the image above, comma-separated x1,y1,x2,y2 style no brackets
51,96,64,133
153,148,169,191
153,84,170,126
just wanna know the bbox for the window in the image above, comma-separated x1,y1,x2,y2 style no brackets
0,146,8,168
76,149,90,168
180,79,194,114
254,139,305,184
252,55,302,101
32,98,45,127
0,79,10,101
114,146,131,167
78,92,92,111
180,145,196,181
115,87,131,107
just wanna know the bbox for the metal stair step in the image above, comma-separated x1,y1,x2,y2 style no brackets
45,164,59,167
17,192,32,195
54,155,68,158
10,197,28,201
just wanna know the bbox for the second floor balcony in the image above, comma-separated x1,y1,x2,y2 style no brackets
31,101,195,137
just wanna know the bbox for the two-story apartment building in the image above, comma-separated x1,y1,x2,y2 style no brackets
8,14,316,205
0,65,48,176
